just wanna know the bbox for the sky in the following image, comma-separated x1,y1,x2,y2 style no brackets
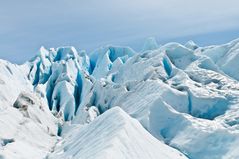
0,0,239,63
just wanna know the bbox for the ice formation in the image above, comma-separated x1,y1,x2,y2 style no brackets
1,38,239,159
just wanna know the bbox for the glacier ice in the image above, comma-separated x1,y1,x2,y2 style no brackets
142,37,159,51
1,39,239,159
48,107,187,159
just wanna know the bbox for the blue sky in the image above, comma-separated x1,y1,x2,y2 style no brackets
0,0,239,63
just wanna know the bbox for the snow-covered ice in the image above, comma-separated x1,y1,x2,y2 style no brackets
49,107,187,159
1,38,239,158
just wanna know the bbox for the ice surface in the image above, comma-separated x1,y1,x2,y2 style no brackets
48,107,187,159
142,37,159,51
2,39,239,158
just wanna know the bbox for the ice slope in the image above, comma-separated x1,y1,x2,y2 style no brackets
1,38,239,159
0,60,31,107
0,60,58,159
48,107,187,159
201,39,239,80
149,99,239,159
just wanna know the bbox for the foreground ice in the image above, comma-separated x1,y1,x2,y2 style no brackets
1,38,239,159
49,107,187,159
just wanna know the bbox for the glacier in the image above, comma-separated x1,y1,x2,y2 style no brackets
1,38,239,158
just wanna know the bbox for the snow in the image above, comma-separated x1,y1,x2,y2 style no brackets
201,38,239,80
2,38,239,158
0,91,58,159
48,107,187,159
148,98,239,159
